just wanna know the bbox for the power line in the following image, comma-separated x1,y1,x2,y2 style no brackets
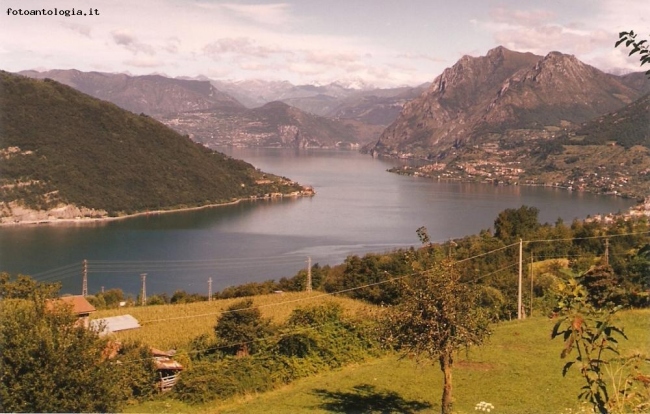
87,233,650,365
525,229,650,244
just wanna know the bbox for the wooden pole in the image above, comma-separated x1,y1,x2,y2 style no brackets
518,239,523,320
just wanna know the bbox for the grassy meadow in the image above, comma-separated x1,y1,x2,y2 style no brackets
92,292,376,350
112,295,649,414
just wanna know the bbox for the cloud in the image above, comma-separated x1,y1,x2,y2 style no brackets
164,37,181,54
203,37,288,59
111,29,156,55
396,52,446,63
214,3,292,27
123,57,164,68
61,22,92,38
303,51,361,66
489,7,556,26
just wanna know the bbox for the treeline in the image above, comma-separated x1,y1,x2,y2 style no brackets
180,206,650,319
86,206,650,320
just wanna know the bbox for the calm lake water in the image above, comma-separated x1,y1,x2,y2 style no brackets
0,148,635,296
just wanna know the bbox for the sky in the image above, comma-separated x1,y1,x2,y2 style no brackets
1,0,648,87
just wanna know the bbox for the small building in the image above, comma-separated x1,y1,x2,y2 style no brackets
90,314,141,336
48,295,96,328
151,348,184,392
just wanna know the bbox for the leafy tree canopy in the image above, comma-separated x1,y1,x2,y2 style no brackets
0,298,124,412
382,257,491,414
214,298,273,356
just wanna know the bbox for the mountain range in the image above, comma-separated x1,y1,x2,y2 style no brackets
19,70,418,148
375,47,649,198
12,45,650,198
371,46,645,158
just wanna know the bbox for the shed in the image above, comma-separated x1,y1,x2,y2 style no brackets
48,295,96,328
90,314,141,336
151,348,184,392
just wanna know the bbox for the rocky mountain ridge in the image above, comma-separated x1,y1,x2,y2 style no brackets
371,46,643,158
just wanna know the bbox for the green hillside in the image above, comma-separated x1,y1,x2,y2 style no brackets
572,93,650,149
123,308,650,414
0,72,304,216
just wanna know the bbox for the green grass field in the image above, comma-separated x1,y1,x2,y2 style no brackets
93,292,375,350
115,298,649,414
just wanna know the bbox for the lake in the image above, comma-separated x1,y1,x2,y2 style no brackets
0,148,635,296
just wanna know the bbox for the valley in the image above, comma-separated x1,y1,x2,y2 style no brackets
17,46,649,202
4,3,650,413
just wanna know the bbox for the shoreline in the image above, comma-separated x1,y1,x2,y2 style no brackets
0,190,315,227
387,168,645,201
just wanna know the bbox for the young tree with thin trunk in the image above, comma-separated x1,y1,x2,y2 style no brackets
382,257,491,414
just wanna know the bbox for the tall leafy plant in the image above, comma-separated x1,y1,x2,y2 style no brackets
552,279,649,413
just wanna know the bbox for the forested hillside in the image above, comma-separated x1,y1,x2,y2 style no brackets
0,72,305,219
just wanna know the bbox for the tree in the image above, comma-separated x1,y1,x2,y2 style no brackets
494,205,541,243
616,31,650,77
0,297,125,412
579,264,621,308
0,272,60,300
214,298,273,356
382,258,491,414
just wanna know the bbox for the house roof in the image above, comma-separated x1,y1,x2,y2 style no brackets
151,348,183,371
49,295,96,315
154,357,184,371
91,314,141,335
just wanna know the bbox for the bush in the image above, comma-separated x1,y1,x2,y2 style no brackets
0,298,125,412
174,358,274,404
214,299,274,356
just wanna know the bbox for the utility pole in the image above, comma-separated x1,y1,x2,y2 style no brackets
208,277,212,302
530,253,534,318
518,239,523,320
604,238,610,265
306,256,312,293
448,239,457,258
140,273,147,306
82,259,88,297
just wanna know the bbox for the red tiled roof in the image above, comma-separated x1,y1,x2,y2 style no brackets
56,295,96,315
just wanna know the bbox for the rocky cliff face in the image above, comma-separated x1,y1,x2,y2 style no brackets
372,47,643,158
19,69,244,115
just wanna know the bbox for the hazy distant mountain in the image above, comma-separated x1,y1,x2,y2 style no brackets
619,72,650,95
0,72,305,222
18,70,402,146
160,101,364,149
326,86,428,126
19,69,244,115
210,78,428,126
371,46,643,158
